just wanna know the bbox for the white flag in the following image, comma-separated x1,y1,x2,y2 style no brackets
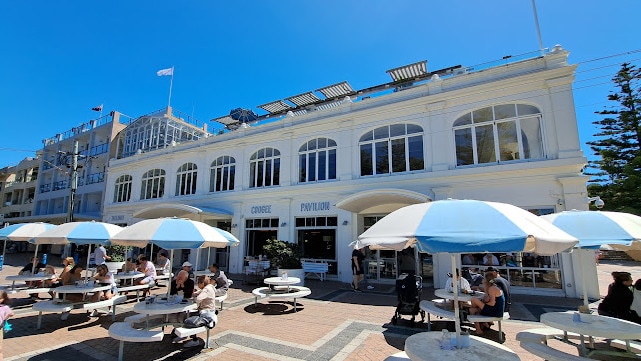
157,67,173,76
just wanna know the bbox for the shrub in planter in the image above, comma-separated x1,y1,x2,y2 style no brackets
262,239,302,269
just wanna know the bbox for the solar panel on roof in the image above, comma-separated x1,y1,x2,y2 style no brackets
212,115,236,126
286,92,321,107
316,81,354,99
257,100,292,114
386,60,428,82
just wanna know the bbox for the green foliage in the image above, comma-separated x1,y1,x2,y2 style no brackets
586,62,641,215
105,245,127,262
262,239,302,269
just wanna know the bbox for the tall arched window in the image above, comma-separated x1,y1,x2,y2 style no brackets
299,138,337,183
454,104,544,166
140,169,165,200
249,147,280,188
113,175,132,203
175,163,197,196
210,156,235,192
359,124,424,176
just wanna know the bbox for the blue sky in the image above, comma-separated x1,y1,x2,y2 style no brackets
1,1,639,167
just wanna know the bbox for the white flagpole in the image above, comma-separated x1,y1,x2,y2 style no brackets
167,66,174,107
531,0,545,56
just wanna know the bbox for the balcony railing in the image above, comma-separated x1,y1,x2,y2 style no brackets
79,143,110,158
52,180,68,191
85,172,105,185
39,184,51,193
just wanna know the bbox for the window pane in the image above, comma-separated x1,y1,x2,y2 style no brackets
517,104,540,116
375,140,389,174
309,152,316,182
455,128,474,165
229,165,235,190
454,113,472,126
308,139,317,151
264,159,272,187
494,104,516,119
406,124,422,134
497,121,518,161
318,151,326,180
473,107,493,123
318,137,327,148
328,149,336,179
391,138,406,173
360,144,373,176
408,135,424,170
476,124,496,163
299,154,307,182
273,158,280,185
520,116,543,159
250,162,256,188
359,131,373,142
390,124,406,137
374,126,389,140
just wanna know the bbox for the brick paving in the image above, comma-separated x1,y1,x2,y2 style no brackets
0,252,638,361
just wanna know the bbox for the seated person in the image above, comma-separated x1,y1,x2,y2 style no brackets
180,262,194,278
598,272,641,324
632,279,641,317
89,264,118,317
167,270,195,326
155,251,171,276
469,272,505,335
19,257,47,287
208,264,230,297
120,258,137,273
523,253,536,267
482,253,499,266
504,253,517,267
444,269,472,309
134,255,156,297
175,275,217,348
462,253,476,265
60,265,86,303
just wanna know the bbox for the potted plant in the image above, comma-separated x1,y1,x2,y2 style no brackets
262,239,305,286
105,244,127,272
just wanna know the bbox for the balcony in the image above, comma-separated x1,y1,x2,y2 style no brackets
52,180,68,191
85,172,105,185
39,184,51,193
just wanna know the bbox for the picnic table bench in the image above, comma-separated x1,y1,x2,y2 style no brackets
252,286,311,312
419,299,457,331
32,295,127,329
302,261,329,281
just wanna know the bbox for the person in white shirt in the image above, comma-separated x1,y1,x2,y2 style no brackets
135,255,156,298
93,245,111,265
444,269,473,309
155,251,171,275
482,253,499,266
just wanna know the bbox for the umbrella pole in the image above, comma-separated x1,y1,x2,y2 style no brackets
207,249,211,270
195,248,200,272
86,245,93,281
580,248,590,309
32,244,39,274
2,240,6,269
167,249,174,299
451,254,461,347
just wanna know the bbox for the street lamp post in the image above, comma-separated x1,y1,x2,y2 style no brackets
66,140,79,223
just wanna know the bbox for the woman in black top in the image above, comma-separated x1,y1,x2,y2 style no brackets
598,271,641,324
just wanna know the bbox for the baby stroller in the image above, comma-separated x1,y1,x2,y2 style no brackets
391,273,425,326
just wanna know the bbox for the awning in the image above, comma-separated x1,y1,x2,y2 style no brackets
335,189,430,213
133,203,232,220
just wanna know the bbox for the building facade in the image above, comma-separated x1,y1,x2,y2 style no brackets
103,46,594,299
0,155,40,225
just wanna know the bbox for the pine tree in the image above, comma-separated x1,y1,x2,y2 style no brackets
586,62,641,214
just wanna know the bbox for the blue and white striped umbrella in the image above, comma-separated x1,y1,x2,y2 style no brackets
540,210,641,250
32,221,123,245
356,199,578,255
110,217,239,249
0,222,56,242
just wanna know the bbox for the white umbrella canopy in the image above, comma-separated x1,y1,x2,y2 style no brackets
541,210,641,308
110,217,240,249
32,221,123,246
354,199,578,347
0,222,56,273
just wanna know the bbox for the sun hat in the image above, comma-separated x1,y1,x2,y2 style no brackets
182,261,193,267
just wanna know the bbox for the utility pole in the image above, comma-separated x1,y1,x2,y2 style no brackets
66,140,79,223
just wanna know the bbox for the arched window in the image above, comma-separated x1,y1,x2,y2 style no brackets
359,124,424,176
140,169,165,200
454,104,544,166
175,163,197,196
113,175,132,203
299,138,337,183
210,156,235,192
249,147,280,188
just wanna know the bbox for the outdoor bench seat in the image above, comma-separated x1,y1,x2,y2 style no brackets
252,286,311,312
108,322,164,361
302,261,329,281
82,295,127,320
118,284,151,301
174,326,211,348
516,327,581,344
609,339,641,354
214,293,228,310
24,287,54,295
124,313,165,324
32,300,74,329
154,273,172,286
519,340,591,361
419,299,456,331
467,312,510,342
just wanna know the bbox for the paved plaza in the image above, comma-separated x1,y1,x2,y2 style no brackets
1,252,639,361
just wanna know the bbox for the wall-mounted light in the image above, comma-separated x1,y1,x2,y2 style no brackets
342,220,349,225
280,222,287,227
586,196,605,209
231,223,238,228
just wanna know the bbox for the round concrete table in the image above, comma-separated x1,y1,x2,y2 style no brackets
133,299,197,316
434,288,485,302
5,274,56,290
114,272,144,285
541,311,641,340
404,331,520,361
